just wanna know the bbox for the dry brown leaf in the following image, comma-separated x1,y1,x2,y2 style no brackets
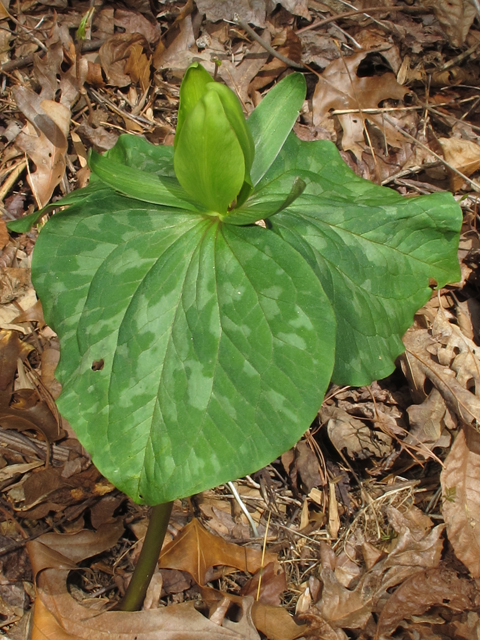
250,603,308,640
99,33,150,87
159,518,276,585
114,8,160,44
40,347,61,399
376,566,480,639
29,522,260,639
33,41,64,101
27,521,259,640
314,567,374,630
441,427,480,577
0,330,33,394
439,137,480,191
403,326,480,426
12,86,69,208
0,266,32,305
124,43,151,93
419,0,476,46
277,0,310,19
249,30,302,94
193,0,266,27
218,41,270,113
153,15,210,73
324,406,392,459
240,562,286,606
0,219,9,252
406,388,453,451
382,507,444,571
312,51,409,158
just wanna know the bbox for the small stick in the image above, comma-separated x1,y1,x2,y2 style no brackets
296,6,423,35
233,14,305,70
0,38,105,74
227,480,259,537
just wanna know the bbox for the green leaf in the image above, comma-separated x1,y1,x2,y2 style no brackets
105,134,176,177
266,134,462,386
248,73,306,186
225,176,306,226
207,82,255,187
174,89,246,213
32,191,335,505
89,150,200,210
6,182,109,232
176,62,215,145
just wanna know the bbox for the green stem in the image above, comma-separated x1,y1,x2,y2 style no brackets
116,501,173,611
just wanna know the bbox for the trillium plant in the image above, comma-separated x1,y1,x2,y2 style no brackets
17,63,462,609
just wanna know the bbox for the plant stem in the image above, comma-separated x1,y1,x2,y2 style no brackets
116,501,173,611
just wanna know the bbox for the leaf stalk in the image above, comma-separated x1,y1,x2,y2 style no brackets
116,501,173,611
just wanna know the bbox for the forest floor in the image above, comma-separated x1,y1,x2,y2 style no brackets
0,1,479,639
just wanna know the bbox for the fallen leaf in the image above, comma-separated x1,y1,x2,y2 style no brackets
40,347,61,399
419,0,476,46
313,566,374,630
406,388,453,451
159,518,276,585
324,406,392,459
0,267,32,305
0,330,32,396
13,86,70,208
114,8,160,44
240,562,286,606
29,521,263,638
193,0,266,27
99,33,150,87
0,219,8,251
376,566,480,639
403,326,480,427
312,51,409,158
124,42,151,93
440,137,480,190
441,427,480,577
277,0,310,19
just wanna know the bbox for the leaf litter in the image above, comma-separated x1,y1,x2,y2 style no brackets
0,0,479,638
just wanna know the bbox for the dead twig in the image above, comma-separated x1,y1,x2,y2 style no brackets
297,6,424,35
233,14,305,70
0,37,105,74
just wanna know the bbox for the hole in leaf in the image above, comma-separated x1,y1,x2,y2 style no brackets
91,359,104,371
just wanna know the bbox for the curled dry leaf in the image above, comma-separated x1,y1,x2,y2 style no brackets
12,86,70,208
405,387,453,452
439,137,480,191
159,518,276,585
376,566,480,639
441,427,480,577
403,325,480,427
28,521,260,640
312,52,409,158
99,33,150,88
323,405,392,460
240,561,287,606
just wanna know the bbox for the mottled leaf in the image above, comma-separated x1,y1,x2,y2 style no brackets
265,133,461,385
33,191,335,504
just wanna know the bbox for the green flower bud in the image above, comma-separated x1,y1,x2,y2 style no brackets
174,63,255,215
